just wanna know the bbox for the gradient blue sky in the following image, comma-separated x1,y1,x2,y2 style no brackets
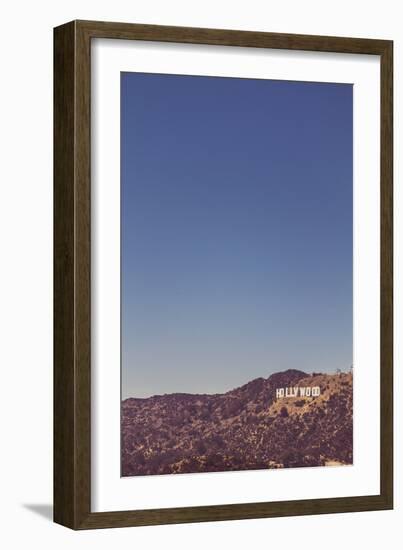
121,72,352,399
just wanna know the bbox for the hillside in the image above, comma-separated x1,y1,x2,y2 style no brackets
122,369,353,476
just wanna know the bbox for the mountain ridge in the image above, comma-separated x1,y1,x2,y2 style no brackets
123,368,308,402
122,369,352,476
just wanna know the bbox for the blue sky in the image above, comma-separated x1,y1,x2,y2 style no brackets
121,72,352,399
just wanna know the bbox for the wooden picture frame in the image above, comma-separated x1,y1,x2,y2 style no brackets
54,20,393,529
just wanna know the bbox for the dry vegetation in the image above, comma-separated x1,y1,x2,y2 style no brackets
122,369,353,476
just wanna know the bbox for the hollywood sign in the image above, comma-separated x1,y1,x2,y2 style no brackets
276,386,321,399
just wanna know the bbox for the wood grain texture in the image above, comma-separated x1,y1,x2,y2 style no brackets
54,21,76,528
74,19,391,54
54,20,91,529
380,41,393,506
54,20,393,530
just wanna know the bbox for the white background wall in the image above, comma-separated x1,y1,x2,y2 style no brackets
0,0,400,548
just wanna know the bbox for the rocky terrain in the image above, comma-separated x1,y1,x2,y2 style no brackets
122,369,353,476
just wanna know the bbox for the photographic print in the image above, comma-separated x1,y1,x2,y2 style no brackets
54,21,393,528
121,72,353,477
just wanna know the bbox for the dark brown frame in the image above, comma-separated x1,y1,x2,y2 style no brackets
54,20,393,530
